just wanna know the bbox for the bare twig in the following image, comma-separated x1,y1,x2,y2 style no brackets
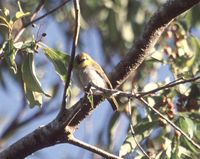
68,135,122,159
0,96,26,140
137,76,200,97
14,0,71,42
59,0,80,115
90,76,200,99
127,100,150,159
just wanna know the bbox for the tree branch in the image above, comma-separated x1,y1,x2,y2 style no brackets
90,76,200,99
128,100,150,159
68,135,122,159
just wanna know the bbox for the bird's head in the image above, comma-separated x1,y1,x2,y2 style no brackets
75,52,93,68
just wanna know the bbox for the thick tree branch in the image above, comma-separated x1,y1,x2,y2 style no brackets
0,0,199,158
0,119,61,159
110,0,200,88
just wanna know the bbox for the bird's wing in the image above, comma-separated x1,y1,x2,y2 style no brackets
91,61,113,89
91,61,118,111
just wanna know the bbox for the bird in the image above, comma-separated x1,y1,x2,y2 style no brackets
75,52,118,111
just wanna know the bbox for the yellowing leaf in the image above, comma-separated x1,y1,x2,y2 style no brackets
15,11,30,19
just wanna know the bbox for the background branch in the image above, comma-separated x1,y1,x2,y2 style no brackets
128,100,150,159
137,97,200,150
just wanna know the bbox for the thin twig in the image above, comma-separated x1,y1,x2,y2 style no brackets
68,135,122,159
14,0,71,42
137,97,200,150
128,100,150,159
59,0,80,115
14,0,46,42
0,96,26,139
89,76,200,151
90,76,200,99
137,76,200,98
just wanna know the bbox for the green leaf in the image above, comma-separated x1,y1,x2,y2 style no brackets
3,39,17,74
178,116,195,138
42,45,70,82
182,137,199,154
21,53,48,107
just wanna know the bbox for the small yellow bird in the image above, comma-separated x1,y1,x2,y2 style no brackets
75,52,118,111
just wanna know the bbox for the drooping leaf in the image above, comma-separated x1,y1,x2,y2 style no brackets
21,53,48,107
42,45,70,82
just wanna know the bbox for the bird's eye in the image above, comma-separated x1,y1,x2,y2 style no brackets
76,56,87,64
